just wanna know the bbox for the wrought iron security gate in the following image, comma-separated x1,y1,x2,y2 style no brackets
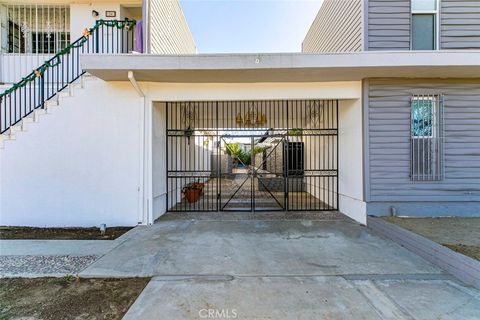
166,100,338,212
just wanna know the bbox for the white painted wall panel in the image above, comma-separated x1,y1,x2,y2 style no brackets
338,99,366,224
152,102,167,220
149,0,196,54
70,4,122,40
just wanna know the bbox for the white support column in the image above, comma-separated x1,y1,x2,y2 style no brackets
143,97,153,224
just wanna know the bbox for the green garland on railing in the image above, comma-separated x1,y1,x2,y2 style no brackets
0,19,136,99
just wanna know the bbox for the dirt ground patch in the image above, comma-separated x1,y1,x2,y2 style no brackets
0,227,132,240
383,217,480,260
0,277,149,320
443,244,480,261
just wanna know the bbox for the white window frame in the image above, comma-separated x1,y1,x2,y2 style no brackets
410,0,440,50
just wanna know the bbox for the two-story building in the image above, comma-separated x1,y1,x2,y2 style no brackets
1,0,479,227
304,0,480,217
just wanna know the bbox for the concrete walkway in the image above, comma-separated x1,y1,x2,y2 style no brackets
0,239,117,256
124,275,480,320
0,229,141,277
77,217,480,319
81,219,443,277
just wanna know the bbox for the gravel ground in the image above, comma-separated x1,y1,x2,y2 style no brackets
0,255,98,276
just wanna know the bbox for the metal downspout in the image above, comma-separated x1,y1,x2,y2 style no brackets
128,71,150,224
128,71,145,97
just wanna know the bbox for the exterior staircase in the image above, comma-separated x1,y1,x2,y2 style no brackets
0,75,98,149
0,19,136,149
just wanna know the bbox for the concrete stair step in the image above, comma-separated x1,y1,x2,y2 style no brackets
46,99,59,108
0,134,13,148
33,108,47,121
0,74,96,150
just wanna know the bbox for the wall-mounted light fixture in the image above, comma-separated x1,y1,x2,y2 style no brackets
92,10,99,18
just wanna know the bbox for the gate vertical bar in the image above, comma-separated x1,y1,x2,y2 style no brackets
165,102,169,212
251,136,254,212
336,100,339,210
216,101,220,211
285,100,289,211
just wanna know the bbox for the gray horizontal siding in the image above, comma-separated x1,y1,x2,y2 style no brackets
367,0,480,51
367,79,480,202
367,0,411,51
302,0,362,53
367,202,480,216
441,0,480,49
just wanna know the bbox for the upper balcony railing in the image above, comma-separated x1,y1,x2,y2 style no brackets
0,19,136,134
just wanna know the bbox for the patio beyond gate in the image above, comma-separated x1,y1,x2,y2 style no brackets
166,100,338,212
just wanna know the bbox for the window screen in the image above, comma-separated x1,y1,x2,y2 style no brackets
412,14,436,50
410,95,444,181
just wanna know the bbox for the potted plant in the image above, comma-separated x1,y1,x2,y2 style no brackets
226,142,242,167
182,181,204,203
191,181,205,195
288,128,303,135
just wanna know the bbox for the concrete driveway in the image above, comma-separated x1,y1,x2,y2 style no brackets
80,215,480,319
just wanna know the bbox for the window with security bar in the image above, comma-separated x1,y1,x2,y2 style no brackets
1,4,70,54
410,95,444,181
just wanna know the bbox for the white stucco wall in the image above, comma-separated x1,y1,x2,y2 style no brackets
152,102,167,220
0,79,365,226
70,3,139,40
0,78,143,227
338,99,366,224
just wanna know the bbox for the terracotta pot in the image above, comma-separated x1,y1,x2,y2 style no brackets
191,182,205,195
183,188,202,203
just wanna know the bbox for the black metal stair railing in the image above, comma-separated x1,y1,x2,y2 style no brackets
0,19,136,134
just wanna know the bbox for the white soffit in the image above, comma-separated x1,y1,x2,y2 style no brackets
81,51,480,83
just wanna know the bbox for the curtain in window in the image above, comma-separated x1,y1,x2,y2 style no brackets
135,20,143,53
